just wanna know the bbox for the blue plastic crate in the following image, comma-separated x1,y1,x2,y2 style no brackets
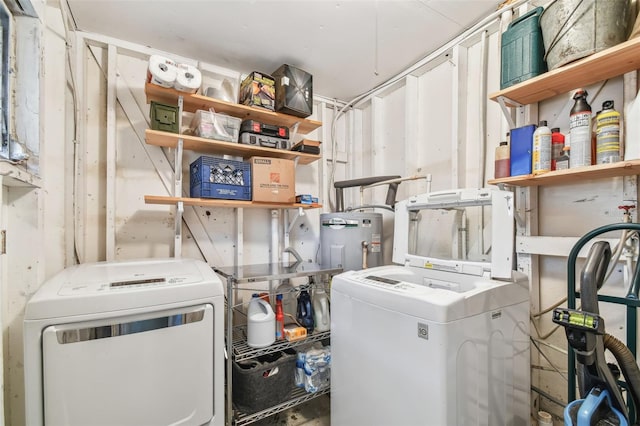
190,156,251,200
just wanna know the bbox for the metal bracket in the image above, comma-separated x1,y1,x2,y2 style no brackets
496,95,521,130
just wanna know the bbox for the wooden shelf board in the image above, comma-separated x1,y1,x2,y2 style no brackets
487,160,640,187
146,129,320,165
489,37,640,106
144,195,322,209
145,83,322,135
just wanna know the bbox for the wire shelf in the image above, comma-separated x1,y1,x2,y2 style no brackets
232,325,330,362
234,386,330,426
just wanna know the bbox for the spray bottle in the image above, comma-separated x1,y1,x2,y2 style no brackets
596,100,621,164
569,89,592,167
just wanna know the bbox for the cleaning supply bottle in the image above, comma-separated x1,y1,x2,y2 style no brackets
275,294,285,340
247,294,275,348
551,127,565,170
569,89,592,168
296,287,314,334
276,279,297,320
312,286,330,332
532,120,552,174
556,145,570,170
596,100,621,164
494,134,510,178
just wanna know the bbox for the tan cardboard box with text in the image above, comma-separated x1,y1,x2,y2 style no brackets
250,157,295,203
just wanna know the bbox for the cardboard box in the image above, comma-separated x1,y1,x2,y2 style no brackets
239,72,276,111
250,157,295,203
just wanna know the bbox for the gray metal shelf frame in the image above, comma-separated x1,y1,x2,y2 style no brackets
213,262,342,426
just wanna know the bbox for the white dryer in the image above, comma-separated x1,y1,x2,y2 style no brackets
331,189,531,426
24,258,225,426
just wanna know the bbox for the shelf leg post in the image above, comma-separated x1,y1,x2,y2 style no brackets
226,274,235,426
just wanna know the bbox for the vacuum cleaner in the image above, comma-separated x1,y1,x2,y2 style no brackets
553,225,640,426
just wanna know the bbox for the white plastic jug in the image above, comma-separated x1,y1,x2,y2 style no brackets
313,287,330,332
247,295,275,348
625,90,640,160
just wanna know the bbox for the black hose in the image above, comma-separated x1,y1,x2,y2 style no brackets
604,333,640,425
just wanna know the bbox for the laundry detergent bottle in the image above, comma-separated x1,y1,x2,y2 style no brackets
247,294,275,348
296,288,314,334
313,286,330,332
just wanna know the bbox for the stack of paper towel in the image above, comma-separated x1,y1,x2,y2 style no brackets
147,55,202,94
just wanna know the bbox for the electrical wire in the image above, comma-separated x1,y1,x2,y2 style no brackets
530,315,561,340
532,297,568,318
530,338,568,382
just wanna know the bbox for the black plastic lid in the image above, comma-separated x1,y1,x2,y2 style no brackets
499,141,508,146
539,120,547,127
551,127,560,132
602,100,614,110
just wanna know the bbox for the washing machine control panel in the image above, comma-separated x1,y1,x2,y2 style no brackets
359,275,414,291
58,275,199,295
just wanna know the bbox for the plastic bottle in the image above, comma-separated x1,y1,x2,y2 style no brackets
556,146,570,170
275,294,285,340
569,89,592,167
532,120,552,174
550,128,565,170
296,288,314,334
494,138,510,179
276,279,297,319
247,294,275,348
596,100,621,164
312,286,330,332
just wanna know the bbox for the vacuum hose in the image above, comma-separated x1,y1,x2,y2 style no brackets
604,333,640,425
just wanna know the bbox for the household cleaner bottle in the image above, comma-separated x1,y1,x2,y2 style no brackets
247,294,275,348
494,133,510,179
596,100,620,164
532,120,552,174
312,286,330,332
569,89,592,167
275,294,285,340
296,287,314,334
551,128,565,170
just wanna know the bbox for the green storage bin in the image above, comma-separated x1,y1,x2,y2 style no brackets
150,101,179,134
500,7,547,89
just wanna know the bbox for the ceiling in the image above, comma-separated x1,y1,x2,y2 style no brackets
65,0,503,101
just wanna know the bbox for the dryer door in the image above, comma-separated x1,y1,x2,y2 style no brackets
42,304,214,426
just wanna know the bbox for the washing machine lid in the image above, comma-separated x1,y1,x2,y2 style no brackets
332,264,528,322
392,188,515,279
25,258,223,320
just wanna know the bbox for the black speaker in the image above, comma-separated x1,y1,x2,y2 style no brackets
272,64,313,118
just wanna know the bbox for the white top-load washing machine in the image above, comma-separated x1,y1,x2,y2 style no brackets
24,258,224,426
331,188,530,426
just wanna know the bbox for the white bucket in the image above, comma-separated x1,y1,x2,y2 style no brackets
247,296,275,348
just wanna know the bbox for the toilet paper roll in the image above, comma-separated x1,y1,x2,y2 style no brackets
147,55,177,88
174,64,202,93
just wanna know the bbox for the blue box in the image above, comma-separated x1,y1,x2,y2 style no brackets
190,156,251,200
296,194,312,204
510,124,536,176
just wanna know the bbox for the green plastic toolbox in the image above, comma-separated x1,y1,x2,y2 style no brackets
500,7,547,89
